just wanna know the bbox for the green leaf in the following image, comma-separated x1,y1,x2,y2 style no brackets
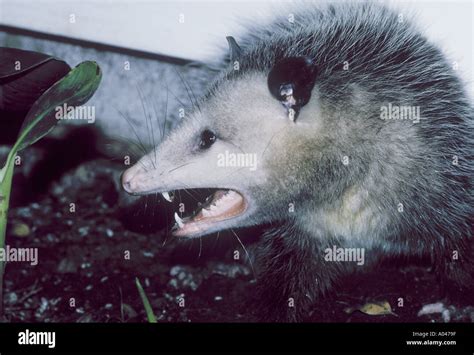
135,278,157,323
12,60,102,153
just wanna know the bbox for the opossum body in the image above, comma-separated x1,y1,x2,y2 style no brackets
122,3,474,321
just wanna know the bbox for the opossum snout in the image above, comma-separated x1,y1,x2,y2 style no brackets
121,164,145,194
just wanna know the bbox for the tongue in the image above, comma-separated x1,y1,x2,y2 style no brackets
195,190,243,221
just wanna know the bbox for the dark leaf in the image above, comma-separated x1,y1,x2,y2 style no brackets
0,48,70,113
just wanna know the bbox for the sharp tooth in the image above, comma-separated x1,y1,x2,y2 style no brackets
202,209,212,217
162,192,173,202
288,108,296,121
174,212,184,228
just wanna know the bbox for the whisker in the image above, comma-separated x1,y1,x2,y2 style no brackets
167,161,196,174
223,166,247,179
262,126,286,159
151,97,163,146
167,87,189,113
165,85,204,126
175,68,202,114
231,229,256,280
163,85,170,140
198,237,202,259
136,86,156,169
162,201,170,247
172,180,204,204
174,68,195,110
118,141,149,172
213,231,220,249
227,140,247,155
144,194,149,219
117,109,149,158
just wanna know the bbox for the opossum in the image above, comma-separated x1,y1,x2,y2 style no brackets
121,2,473,321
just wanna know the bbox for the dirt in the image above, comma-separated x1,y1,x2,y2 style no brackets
1,134,473,323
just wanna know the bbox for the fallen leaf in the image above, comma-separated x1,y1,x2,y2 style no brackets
345,300,397,316
12,223,30,237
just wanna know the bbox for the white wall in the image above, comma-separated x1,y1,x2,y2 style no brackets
1,0,472,93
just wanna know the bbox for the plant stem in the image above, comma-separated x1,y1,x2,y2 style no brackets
135,278,157,323
0,150,16,318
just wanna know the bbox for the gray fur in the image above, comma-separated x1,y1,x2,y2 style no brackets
124,2,473,321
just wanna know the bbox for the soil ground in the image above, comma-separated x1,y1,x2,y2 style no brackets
1,135,473,323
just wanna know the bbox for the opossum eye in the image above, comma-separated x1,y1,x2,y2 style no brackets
199,129,216,149
267,57,317,121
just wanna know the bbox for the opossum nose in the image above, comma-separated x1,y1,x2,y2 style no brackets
121,166,141,193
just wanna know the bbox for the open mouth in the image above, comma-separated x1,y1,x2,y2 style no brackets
163,189,247,237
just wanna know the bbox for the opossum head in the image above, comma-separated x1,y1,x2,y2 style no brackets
122,39,363,238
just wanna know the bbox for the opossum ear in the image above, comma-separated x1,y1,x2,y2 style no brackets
226,36,242,63
267,57,317,121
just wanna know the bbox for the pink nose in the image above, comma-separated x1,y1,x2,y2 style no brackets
121,166,140,193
